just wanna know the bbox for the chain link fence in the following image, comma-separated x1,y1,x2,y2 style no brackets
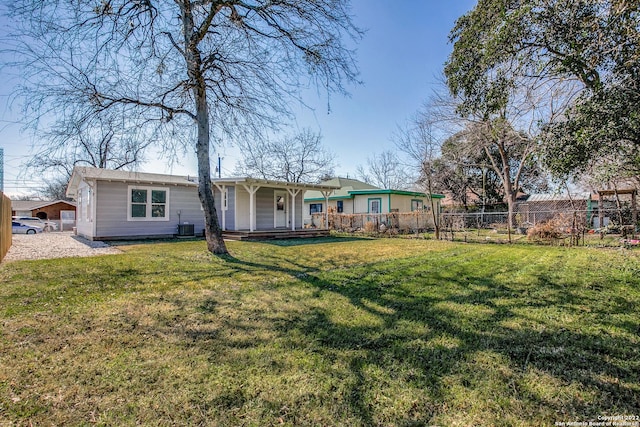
312,203,639,247
441,205,638,246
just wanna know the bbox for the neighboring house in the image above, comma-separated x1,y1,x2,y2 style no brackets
303,177,444,226
11,199,76,219
515,193,593,225
11,199,77,230
66,166,339,240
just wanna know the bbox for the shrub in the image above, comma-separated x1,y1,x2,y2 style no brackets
363,220,378,234
527,222,563,241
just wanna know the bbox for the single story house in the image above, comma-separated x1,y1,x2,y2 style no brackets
11,199,76,219
66,166,339,240
303,177,444,226
11,199,77,230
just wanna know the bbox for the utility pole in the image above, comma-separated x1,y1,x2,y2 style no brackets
214,155,223,179
0,148,4,193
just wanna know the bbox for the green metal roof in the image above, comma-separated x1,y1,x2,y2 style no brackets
348,189,427,197
304,177,380,201
303,177,445,201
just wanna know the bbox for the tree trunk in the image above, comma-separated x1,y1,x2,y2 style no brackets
194,84,228,255
182,1,228,255
431,197,440,240
423,173,440,240
196,125,228,255
502,172,519,242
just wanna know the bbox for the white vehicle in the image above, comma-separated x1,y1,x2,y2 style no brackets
12,216,58,232
12,221,43,234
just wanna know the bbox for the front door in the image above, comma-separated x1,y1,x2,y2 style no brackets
275,191,287,228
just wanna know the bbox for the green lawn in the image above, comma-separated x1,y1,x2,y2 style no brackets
1,237,639,426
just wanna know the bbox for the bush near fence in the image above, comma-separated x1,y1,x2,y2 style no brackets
0,191,12,262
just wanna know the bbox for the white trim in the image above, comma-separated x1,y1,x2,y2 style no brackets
213,176,339,192
127,185,171,222
91,181,97,237
241,184,260,232
287,188,300,231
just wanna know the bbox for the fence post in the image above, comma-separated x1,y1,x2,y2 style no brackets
0,191,12,263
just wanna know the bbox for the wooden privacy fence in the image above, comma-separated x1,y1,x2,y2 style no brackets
0,191,12,262
311,211,437,234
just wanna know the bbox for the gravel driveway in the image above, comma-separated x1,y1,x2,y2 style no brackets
3,231,121,262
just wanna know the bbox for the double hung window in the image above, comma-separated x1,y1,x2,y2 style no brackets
128,186,169,221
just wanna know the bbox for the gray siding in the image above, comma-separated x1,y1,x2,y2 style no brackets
95,181,204,239
212,186,222,216
226,186,236,230
211,185,235,230
256,187,275,229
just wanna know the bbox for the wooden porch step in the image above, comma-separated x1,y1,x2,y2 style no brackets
222,229,330,241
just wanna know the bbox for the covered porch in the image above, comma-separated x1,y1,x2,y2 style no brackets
212,177,338,235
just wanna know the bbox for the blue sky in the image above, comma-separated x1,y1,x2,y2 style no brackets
0,1,476,197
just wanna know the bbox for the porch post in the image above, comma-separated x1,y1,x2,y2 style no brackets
321,190,331,230
287,188,301,231
242,184,260,232
214,184,226,231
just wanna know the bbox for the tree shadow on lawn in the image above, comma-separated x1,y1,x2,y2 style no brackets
182,254,640,425
259,235,375,247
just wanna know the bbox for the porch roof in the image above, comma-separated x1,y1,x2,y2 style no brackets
212,177,340,192
66,166,339,198
66,166,198,197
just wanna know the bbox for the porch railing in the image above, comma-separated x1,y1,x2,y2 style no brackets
310,211,437,233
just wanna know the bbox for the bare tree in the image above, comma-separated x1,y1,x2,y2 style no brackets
39,176,73,201
26,112,154,180
355,150,414,190
397,81,555,240
235,128,335,183
455,119,537,232
396,114,443,240
5,0,361,254
432,77,564,231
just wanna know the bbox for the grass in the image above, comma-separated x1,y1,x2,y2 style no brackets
373,228,631,247
0,237,639,426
